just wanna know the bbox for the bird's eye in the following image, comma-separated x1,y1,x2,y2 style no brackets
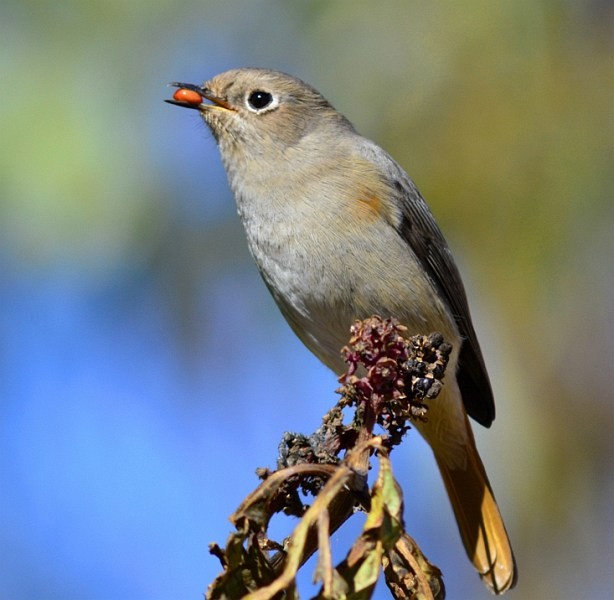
246,90,275,111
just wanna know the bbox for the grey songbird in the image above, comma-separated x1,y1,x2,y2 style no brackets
167,68,517,594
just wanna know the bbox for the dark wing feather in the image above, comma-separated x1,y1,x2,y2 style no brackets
392,176,495,427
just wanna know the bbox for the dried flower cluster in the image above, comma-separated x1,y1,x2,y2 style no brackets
338,317,452,445
272,317,452,517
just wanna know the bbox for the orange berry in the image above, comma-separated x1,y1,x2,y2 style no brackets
173,88,203,106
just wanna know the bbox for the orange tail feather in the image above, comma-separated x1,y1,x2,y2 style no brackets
435,426,517,594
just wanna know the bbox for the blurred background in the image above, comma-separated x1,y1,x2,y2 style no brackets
1,1,613,599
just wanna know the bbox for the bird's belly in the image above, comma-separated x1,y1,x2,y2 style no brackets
246,216,461,375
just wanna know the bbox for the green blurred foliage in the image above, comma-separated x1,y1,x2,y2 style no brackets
1,1,613,598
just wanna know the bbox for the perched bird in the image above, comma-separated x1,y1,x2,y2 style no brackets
167,68,517,594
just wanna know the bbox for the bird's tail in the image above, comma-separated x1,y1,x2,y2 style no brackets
435,418,517,594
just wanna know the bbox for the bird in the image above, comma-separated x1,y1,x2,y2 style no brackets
166,67,517,594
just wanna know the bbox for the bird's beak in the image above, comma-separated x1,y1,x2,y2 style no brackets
165,82,235,111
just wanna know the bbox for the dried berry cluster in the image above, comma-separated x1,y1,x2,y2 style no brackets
274,409,353,515
338,317,452,445
273,431,339,516
277,317,452,480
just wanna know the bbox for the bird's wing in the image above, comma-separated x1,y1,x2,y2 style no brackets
390,173,495,427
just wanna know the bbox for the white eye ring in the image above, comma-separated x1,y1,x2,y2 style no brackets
245,90,279,113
